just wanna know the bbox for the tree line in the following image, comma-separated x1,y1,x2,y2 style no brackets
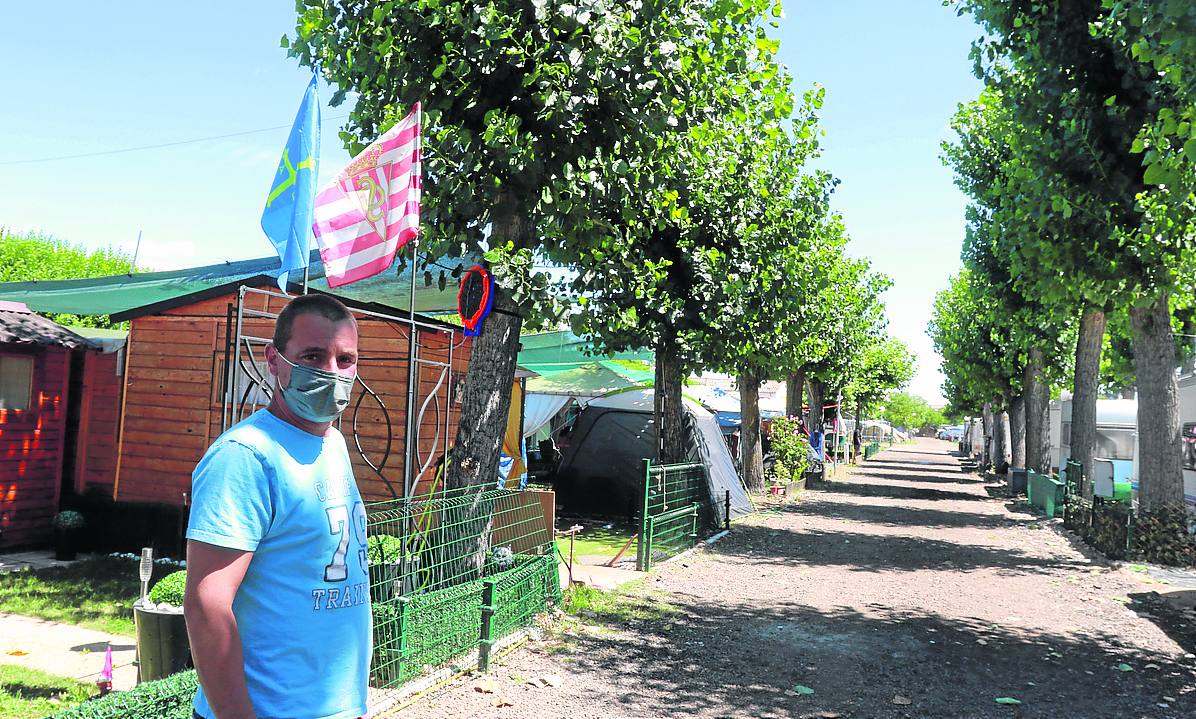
287,0,916,492
932,1,1196,532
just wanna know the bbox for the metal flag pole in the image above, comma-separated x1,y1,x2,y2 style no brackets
302,234,310,295
403,241,419,499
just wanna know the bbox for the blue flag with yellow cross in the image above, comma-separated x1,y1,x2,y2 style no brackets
262,74,321,290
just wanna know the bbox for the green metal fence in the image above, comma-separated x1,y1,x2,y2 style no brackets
638,459,708,571
367,485,560,691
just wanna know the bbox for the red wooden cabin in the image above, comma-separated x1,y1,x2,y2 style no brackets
0,301,100,548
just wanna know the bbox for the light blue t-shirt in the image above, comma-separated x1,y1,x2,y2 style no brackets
187,409,370,719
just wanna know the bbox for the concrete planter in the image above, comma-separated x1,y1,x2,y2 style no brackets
134,603,191,682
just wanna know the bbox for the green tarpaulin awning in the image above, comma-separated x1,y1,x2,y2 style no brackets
0,250,468,320
524,360,654,397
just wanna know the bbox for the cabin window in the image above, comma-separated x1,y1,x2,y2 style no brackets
0,355,34,411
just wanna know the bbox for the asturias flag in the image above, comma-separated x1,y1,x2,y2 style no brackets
262,74,321,290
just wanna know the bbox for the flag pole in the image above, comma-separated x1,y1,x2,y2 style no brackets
302,241,310,295
403,241,419,499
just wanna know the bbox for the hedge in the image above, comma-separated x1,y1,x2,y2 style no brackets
47,670,197,719
149,570,187,606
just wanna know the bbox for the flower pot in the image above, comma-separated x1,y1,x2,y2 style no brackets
54,529,77,561
134,603,191,682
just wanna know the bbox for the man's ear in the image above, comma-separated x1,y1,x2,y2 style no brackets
264,342,280,379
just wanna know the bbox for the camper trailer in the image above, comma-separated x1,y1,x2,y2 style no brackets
1053,398,1138,492
1051,394,1196,507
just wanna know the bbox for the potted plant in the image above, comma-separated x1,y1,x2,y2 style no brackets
51,510,85,561
134,569,192,682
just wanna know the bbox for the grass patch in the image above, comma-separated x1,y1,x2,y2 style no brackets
561,582,679,625
554,524,635,560
0,664,96,719
0,556,171,636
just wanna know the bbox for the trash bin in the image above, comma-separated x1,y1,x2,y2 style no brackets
1009,467,1027,495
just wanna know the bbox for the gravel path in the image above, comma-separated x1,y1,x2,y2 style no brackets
394,438,1196,718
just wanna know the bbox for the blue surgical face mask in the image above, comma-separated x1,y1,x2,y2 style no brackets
275,351,356,423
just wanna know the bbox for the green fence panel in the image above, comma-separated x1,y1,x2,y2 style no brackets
366,485,557,688
639,460,708,571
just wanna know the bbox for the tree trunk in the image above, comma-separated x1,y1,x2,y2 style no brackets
654,335,686,464
1070,307,1107,486
1009,394,1026,469
785,370,805,418
993,405,1010,474
447,196,528,490
1131,294,1185,512
739,372,765,492
982,402,993,468
855,400,864,462
808,380,825,432
1024,347,1051,474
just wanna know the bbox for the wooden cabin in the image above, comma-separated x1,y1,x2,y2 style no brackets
111,283,471,506
0,301,101,548
0,253,476,550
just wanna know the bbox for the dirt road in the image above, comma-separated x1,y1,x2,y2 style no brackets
397,438,1196,718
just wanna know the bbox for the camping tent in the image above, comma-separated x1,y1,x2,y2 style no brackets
553,389,753,525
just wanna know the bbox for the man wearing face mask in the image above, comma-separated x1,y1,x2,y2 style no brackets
183,294,370,719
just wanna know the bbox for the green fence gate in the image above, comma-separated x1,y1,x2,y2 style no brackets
638,459,708,571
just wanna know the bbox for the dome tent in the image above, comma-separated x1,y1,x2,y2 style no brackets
553,389,754,524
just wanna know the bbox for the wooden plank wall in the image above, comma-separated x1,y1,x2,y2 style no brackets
114,316,217,505
116,287,473,507
74,351,123,497
0,345,69,548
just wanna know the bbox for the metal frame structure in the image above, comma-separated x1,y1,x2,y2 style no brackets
219,284,462,499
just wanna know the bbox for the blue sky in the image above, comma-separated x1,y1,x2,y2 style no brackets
0,1,981,404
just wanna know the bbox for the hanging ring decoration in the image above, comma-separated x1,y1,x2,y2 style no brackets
457,265,494,337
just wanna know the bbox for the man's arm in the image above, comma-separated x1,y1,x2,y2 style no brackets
184,540,256,719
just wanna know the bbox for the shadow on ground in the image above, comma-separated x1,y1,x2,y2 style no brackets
781,501,1025,531
812,481,981,503
711,522,1088,574
849,470,990,486
553,595,1196,719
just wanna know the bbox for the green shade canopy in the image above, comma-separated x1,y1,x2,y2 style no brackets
0,250,468,320
524,360,654,397
518,330,653,373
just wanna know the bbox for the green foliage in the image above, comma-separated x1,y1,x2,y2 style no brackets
148,570,186,607
843,336,916,417
928,270,1023,414
881,392,945,430
769,416,810,483
366,534,404,564
46,670,197,719
0,229,135,329
289,0,781,324
0,664,96,719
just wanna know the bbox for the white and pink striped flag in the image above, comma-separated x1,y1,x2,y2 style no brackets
312,103,421,287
